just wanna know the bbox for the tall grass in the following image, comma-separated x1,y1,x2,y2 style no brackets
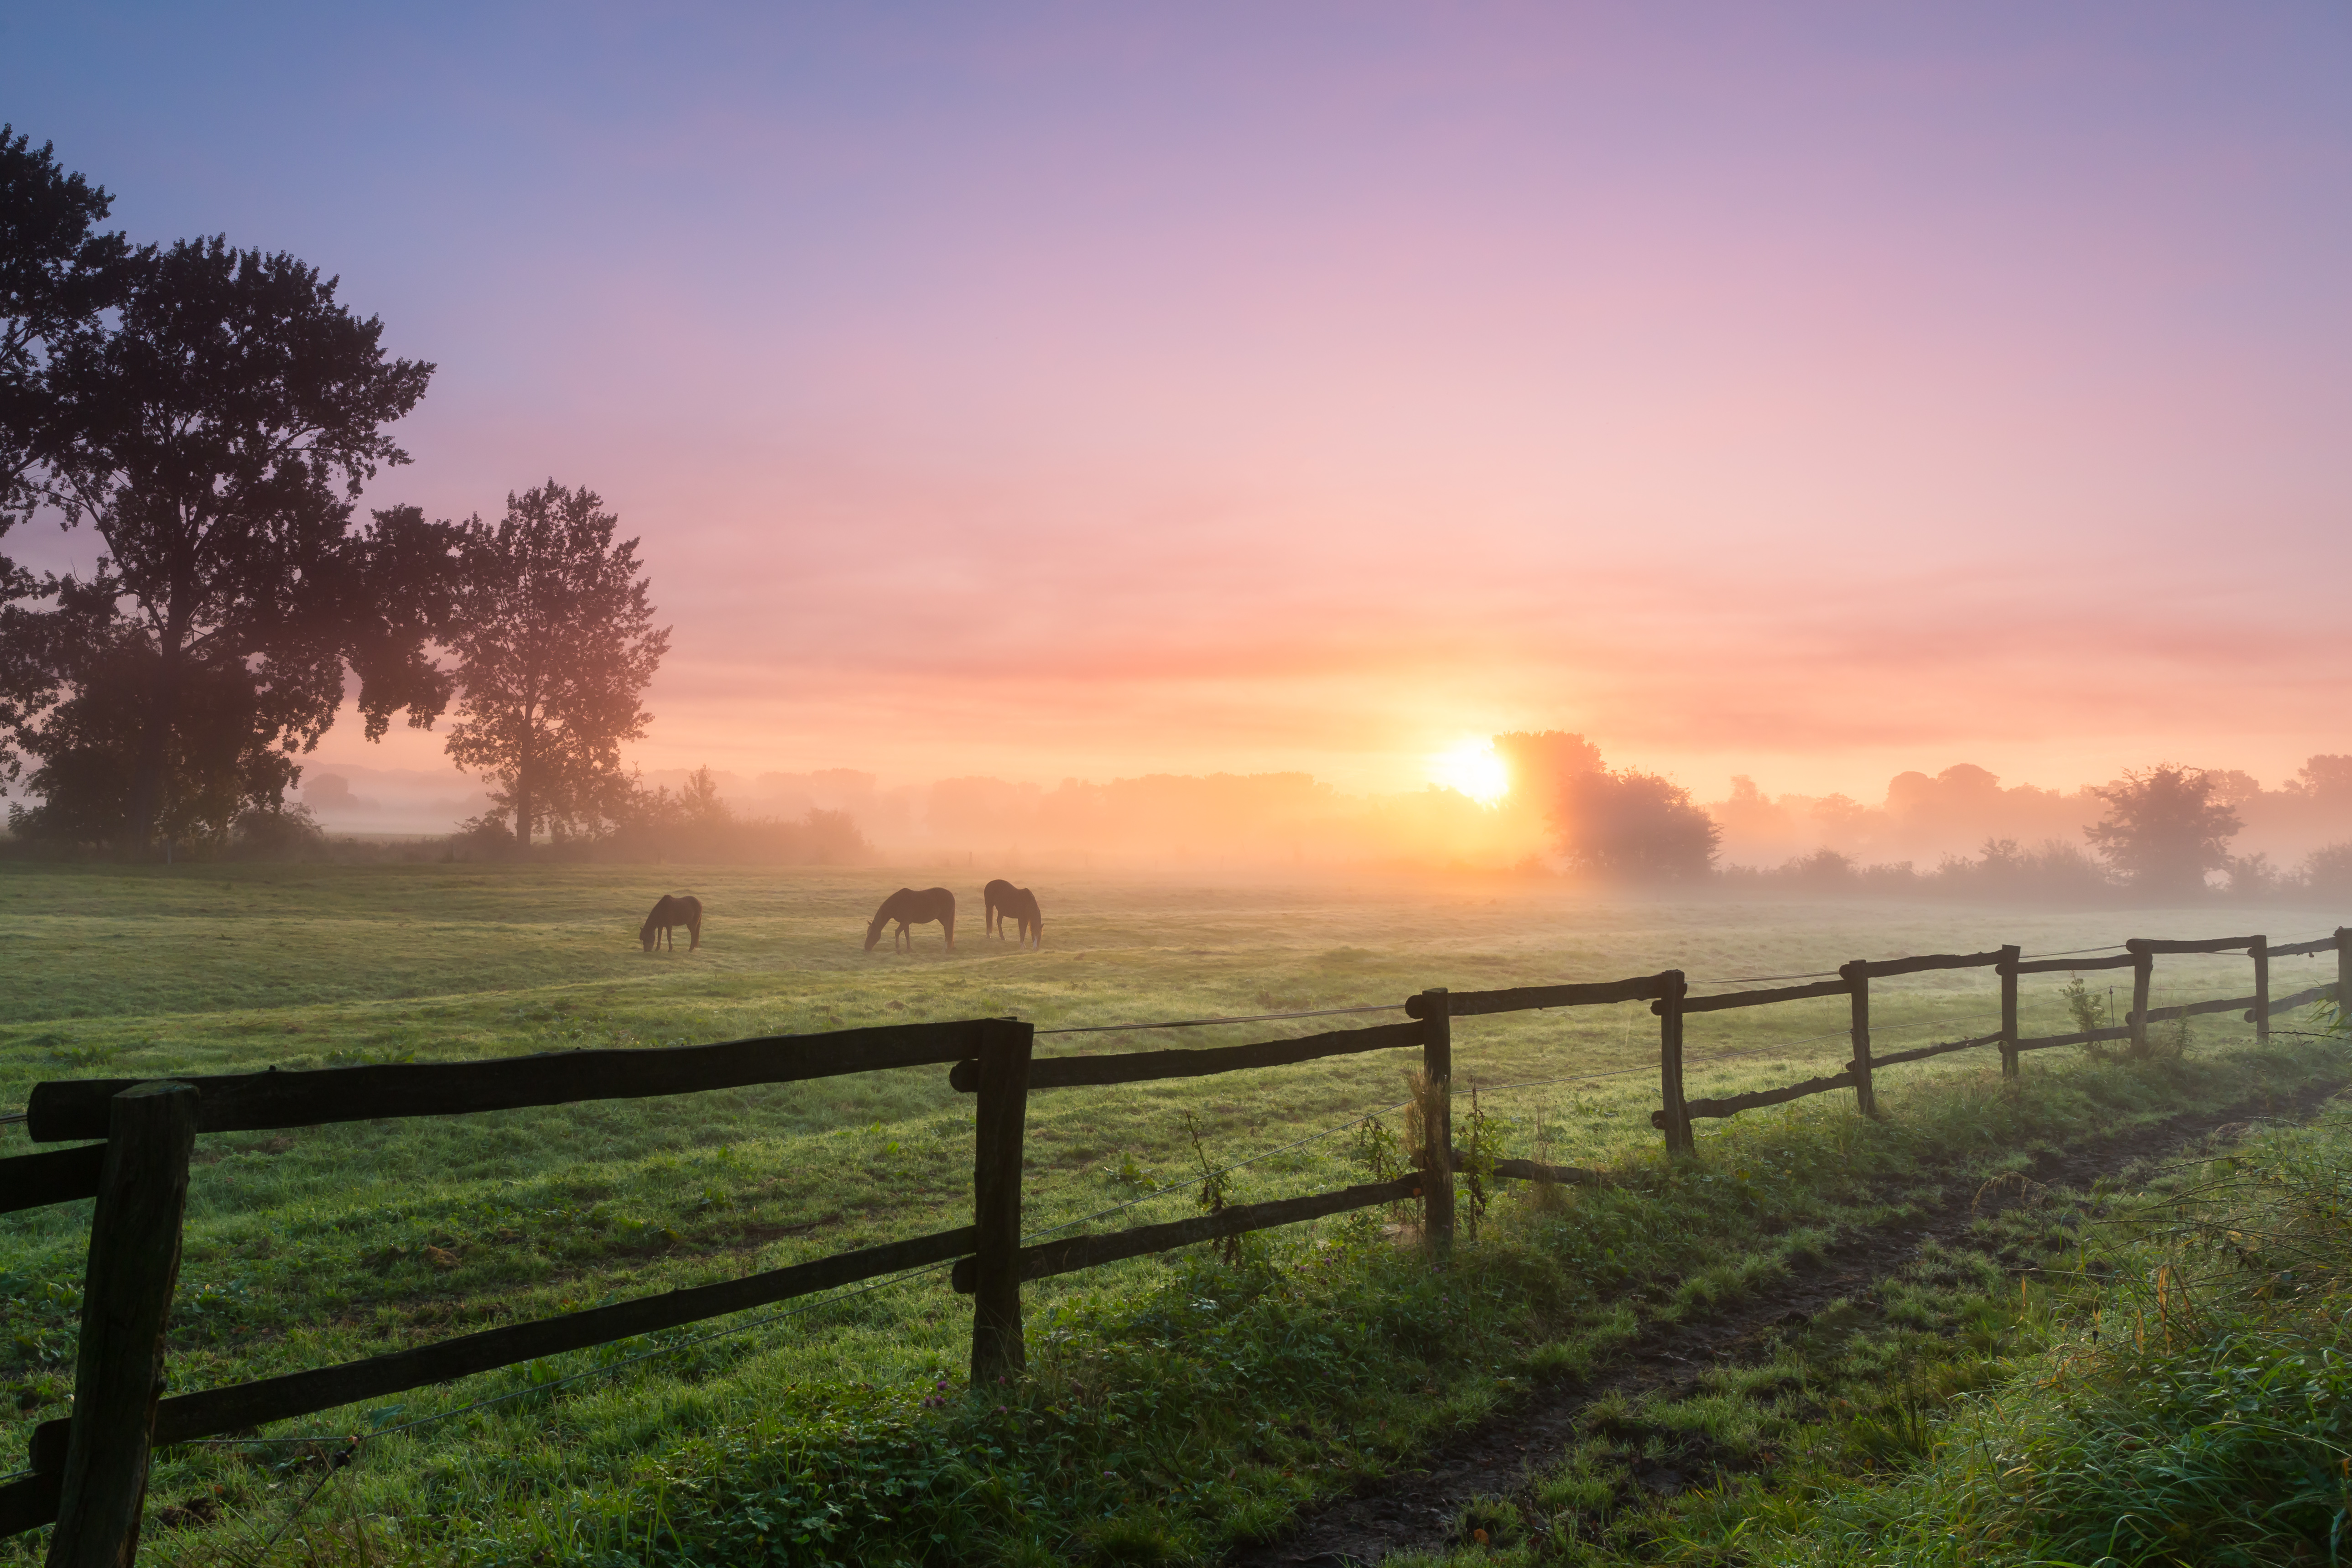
1773,1031,2352,1566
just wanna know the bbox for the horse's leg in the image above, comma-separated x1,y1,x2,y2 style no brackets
690,918,700,950
943,912,955,950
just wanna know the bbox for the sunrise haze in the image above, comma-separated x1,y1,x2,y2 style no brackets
5,3,2347,814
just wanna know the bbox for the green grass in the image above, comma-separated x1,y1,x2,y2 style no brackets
1390,1027,2352,1568
1,862,2344,1564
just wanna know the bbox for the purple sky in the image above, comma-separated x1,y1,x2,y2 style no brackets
7,3,2349,801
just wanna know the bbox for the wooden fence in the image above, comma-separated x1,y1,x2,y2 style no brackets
1,926,2344,1561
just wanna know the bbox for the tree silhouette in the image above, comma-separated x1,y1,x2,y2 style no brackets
2084,764,2241,897
0,126,135,776
1491,729,1602,807
1552,767,1721,881
12,237,451,848
443,482,670,847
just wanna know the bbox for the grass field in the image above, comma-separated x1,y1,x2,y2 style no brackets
2,862,2345,1564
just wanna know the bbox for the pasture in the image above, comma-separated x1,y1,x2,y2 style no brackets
2,861,2343,1565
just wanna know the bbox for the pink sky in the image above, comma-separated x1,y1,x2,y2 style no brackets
9,5,2349,802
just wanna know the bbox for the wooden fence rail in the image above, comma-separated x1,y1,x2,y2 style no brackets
3,927,2346,1559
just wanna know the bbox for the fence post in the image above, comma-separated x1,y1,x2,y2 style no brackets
968,1018,1034,1384
1418,988,1453,1258
1998,945,2021,1080
1658,971,1691,1154
1840,962,1876,1117
2251,935,2269,1045
2127,940,2153,1053
47,1081,197,1568
2338,927,2350,1016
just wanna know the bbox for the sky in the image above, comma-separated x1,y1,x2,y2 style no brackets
5,3,2349,804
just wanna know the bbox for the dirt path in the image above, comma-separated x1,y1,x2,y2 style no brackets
1229,1079,2343,1568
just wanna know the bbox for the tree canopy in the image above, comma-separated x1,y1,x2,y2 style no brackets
1552,766,1722,881
5,221,454,848
0,126,138,775
443,481,671,846
1,125,132,528
2084,764,2242,897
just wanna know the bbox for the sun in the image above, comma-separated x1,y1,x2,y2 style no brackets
1430,739,1510,807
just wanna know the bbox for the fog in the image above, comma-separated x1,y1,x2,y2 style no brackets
277,750,2352,897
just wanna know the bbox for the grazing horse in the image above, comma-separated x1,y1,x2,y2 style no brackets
991,884,1042,950
640,893,703,952
983,879,1018,938
865,887,955,953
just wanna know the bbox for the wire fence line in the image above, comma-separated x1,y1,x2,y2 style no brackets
1036,1002,1403,1035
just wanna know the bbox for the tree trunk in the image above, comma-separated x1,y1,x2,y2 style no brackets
125,618,187,856
513,768,532,848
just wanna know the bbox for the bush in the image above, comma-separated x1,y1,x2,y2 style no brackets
2303,841,2352,901
226,804,326,861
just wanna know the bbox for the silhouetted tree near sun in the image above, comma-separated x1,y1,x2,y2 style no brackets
1491,730,1602,807
443,482,670,847
1552,767,1721,881
8,230,455,849
2083,765,2242,898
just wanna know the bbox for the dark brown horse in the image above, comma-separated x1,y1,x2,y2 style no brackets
640,893,702,952
983,879,1018,938
865,887,955,953
986,882,1042,950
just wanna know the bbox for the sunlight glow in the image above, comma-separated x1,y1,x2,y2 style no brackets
1430,739,1510,806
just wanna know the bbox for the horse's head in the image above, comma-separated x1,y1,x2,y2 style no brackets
863,912,888,953
640,918,659,952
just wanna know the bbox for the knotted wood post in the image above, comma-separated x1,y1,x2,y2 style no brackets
1417,988,1454,1258
2251,935,2269,1044
2126,940,2154,1054
968,1018,1034,1383
47,1081,197,1568
1998,945,2021,1080
2338,928,2350,1017
1657,971,1691,1154
1840,962,1876,1117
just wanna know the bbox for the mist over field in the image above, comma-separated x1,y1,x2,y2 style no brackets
278,751,2352,901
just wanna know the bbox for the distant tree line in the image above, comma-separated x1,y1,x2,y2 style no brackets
1497,734,2350,901
0,128,672,856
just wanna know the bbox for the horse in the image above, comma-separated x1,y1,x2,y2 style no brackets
983,879,1018,938
640,893,702,952
865,887,955,953
990,884,1042,950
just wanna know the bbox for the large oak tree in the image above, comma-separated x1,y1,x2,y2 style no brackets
443,482,670,847
12,234,455,848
